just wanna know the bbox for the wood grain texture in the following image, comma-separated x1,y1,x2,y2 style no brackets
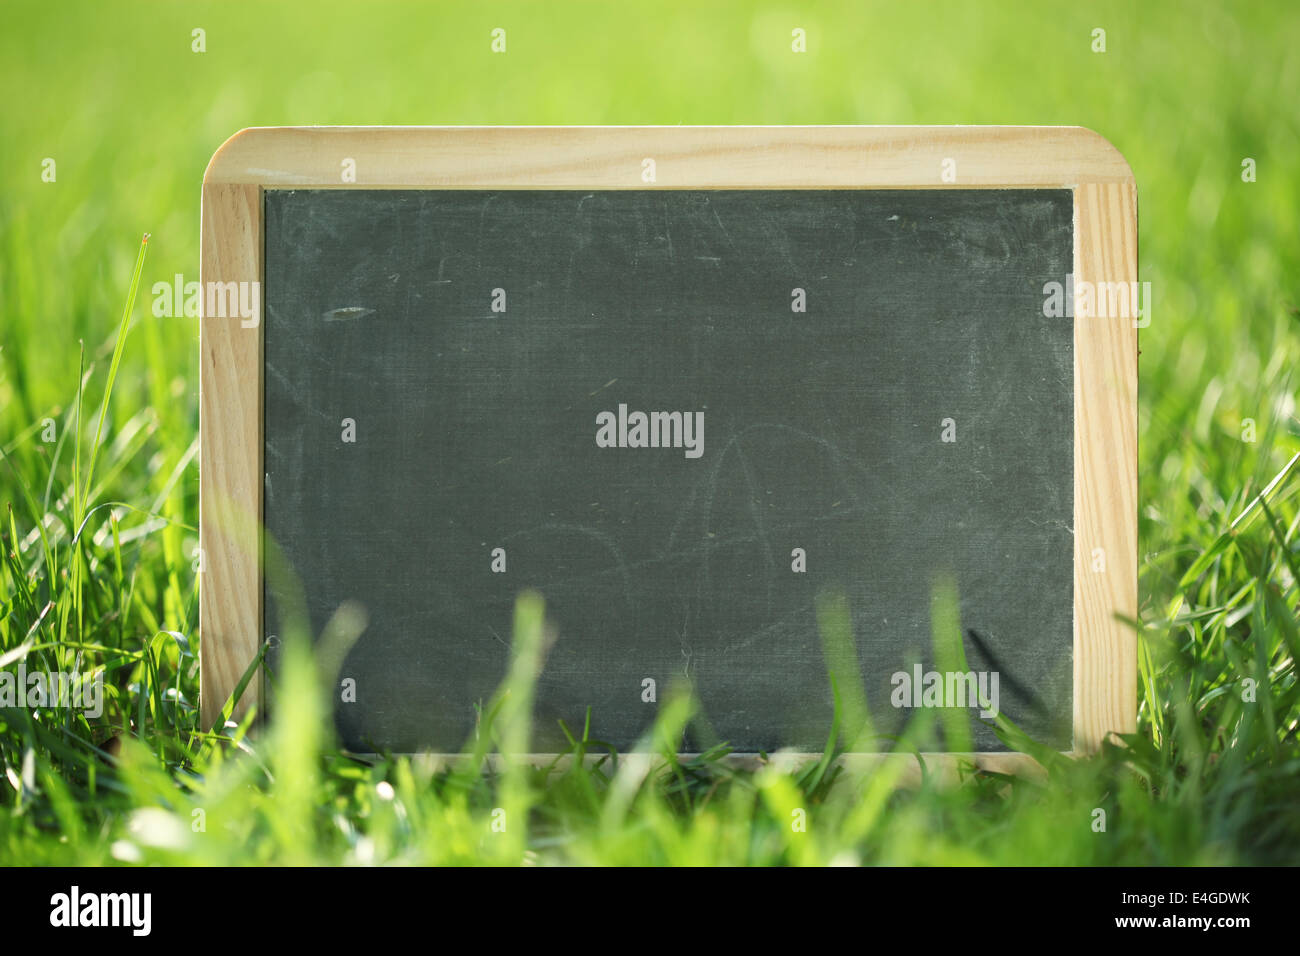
199,127,1137,762
204,125,1133,189
1072,182,1139,752
199,182,263,730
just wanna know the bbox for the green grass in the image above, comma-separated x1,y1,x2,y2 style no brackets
1,0,1299,865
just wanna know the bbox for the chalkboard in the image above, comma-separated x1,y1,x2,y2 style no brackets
199,127,1138,765
259,186,1072,753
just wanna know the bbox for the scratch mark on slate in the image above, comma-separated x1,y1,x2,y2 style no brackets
323,306,375,322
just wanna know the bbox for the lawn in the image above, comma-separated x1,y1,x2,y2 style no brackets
1,0,1298,865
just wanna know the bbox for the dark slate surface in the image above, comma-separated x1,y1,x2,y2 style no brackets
263,188,1075,753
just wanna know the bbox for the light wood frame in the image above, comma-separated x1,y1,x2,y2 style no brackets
200,126,1137,772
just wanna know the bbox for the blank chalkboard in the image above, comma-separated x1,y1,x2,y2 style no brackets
260,186,1074,753
199,127,1138,765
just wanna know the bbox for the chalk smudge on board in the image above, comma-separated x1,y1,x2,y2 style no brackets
323,306,375,322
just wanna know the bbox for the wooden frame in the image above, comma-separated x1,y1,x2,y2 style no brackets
200,126,1137,771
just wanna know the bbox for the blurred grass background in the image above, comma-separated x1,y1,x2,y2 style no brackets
1,0,1298,865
